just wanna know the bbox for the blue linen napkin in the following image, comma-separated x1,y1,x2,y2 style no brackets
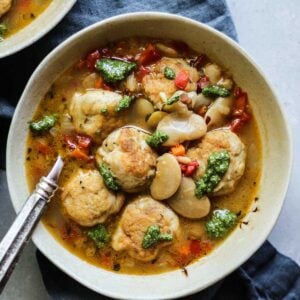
0,0,299,299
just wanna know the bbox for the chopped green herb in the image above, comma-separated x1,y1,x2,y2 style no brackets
87,224,110,248
142,225,173,249
164,67,175,80
29,114,58,132
166,94,180,105
99,163,120,191
95,58,136,83
202,85,230,98
0,24,7,41
205,209,237,238
146,131,169,147
195,150,230,198
101,107,108,114
115,95,135,112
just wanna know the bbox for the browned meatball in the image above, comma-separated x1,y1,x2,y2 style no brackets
62,169,124,226
112,196,180,262
187,128,246,196
142,57,199,109
96,127,157,193
69,89,127,143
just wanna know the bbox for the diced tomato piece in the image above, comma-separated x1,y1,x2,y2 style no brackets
175,70,189,90
190,240,202,256
136,65,150,82
185,165,196,176
86,49,101,71
138,44,161,66
189,161,199,168
180,160,199,176
180,164,187,172
197,75,210,92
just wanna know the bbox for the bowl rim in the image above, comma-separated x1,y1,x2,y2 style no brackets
0,0,76,58
6,12,293,299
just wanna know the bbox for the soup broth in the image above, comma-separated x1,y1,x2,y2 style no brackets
26,37,262,275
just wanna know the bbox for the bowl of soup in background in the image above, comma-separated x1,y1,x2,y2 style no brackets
0,0,76,58
6,13,292,299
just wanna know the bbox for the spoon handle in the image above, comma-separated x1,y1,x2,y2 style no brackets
0,176,58,293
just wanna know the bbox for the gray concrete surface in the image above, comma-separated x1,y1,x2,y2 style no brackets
1,1,300,299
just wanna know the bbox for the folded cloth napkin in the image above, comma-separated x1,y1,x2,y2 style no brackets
0,0,299,299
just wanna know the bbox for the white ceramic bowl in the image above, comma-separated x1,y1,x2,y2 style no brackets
0,0,76,58
6,13,292,299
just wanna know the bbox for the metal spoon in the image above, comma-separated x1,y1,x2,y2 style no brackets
0,156,64,293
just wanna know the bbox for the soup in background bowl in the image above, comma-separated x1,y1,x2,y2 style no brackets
0,0,75,58
6,13,292,299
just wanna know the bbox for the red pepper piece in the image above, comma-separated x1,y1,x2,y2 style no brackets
230,118,245,133
64,135,77,150
190,240,202,256
175,70,189,90
139,44,161,66
86,49,101,71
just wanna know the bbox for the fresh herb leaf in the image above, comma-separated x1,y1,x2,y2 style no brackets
205,209,237,238
202,85,230,98
95,58,136,83
29,114,58,132
99,163,120,191
115,95,135,112
142,224,173,249
146,131,169,147
195,150,230,198
164,67,175,80
87,224,110,248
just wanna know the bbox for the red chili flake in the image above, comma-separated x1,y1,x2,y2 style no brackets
175,70,189,90
138,44,161,66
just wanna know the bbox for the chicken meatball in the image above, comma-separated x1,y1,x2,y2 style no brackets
0,0,12,18
142,57,199,109
62,169,124,226
112,196,180,262
187,129,246,196
96,127,157,193
69,89,127,143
